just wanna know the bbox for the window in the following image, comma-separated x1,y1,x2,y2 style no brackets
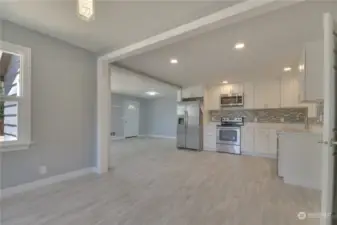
0,41,31,151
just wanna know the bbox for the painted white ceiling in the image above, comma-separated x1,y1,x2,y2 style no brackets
117,1,337,87
110,65,178,99
0,0,242,53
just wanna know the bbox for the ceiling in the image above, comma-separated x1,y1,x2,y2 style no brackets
110,65,178,99
0,0,242,53
117,1,337,87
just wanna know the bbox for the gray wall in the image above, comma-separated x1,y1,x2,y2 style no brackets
146,97,177,138
111,94,148,137
111,95,177,138
1,21,96,189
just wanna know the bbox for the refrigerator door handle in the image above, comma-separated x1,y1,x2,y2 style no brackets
185,111,188,128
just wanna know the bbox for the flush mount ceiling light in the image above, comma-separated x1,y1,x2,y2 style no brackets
283,67,292,72
234,42,245,50
170,58,178,64
77,0,95,22
145,91,159,96
222,80,229,84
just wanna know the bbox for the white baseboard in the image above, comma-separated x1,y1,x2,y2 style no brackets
241,151,277,159
1,167,96,199
147,135,176,139
111,136,125,141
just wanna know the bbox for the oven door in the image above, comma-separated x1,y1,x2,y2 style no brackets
216,126,241,145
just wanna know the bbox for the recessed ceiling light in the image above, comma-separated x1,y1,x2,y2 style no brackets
145,91,159,96
170,58,178,64
234,42,245,50
222,80,229,84
283,67,292,72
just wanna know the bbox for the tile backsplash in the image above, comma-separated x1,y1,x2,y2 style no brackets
210,107,308,123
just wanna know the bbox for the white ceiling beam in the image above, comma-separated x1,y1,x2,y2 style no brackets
110,65,180,90
100,0,305,62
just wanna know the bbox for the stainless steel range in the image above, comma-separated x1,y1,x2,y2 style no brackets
216,117,243,154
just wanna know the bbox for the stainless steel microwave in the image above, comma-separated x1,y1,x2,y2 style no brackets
220,94,244,107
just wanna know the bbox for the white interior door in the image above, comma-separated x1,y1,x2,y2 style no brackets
123,101,140,138
320,13,337,225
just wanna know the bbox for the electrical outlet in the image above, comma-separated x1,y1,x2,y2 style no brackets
280,117,285,123
111,132,116,136
39,166,47,175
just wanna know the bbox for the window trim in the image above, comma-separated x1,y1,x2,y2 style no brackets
0,41,31,152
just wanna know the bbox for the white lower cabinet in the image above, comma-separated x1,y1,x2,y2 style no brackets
268,130,278,156
254,128,270,154
203,123,217,151
241,125,277,158
241,126,255,153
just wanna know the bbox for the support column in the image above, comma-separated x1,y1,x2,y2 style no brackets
96,59,111,174
0,19,3,40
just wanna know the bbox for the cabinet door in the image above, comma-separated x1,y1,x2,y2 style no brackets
281,74,299,107
231,84,243,94
265,80,281,108
305,41,324,101
243,83,254,109
177,89,182,102
203,124,217,151
182,88,191,99
241,126,255,153
254,128,270,154
207,86,221,110
220,84,231,95
268,129,278,155
253,83,267,108
182,86,204,98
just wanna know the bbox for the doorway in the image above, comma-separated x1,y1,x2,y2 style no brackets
123,100,140,138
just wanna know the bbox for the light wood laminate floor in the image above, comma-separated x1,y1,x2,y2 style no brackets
1,138,320,225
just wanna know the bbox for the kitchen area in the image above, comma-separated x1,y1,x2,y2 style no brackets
177,39,324,191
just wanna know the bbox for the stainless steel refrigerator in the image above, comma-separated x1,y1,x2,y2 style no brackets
176,101,203,150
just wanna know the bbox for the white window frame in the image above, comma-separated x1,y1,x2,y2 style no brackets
0,40,31,152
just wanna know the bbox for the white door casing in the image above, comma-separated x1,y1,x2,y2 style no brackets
96,59,111,174
320,13,336,225
123,101,140,138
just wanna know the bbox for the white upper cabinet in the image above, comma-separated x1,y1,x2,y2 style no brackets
177,89,182,102
220,84,243,95
207,85,221,110
243,82,254,109
298,40,324,102
280,70,318,118
281,73,299,107
254,80,281,109
182,85,204,99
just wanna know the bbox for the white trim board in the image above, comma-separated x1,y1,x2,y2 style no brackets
241,152,277,159
111,136,125,141
147,135,176,139
125,135,176,139
1,167,96,199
